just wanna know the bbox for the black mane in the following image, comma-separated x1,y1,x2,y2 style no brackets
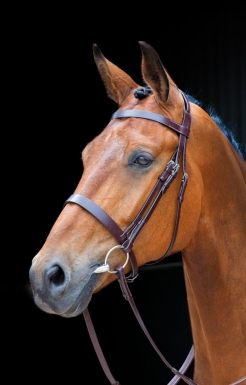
134,86,246,161
187,94,246,161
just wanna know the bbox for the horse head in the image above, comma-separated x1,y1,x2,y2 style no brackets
28,40,233,320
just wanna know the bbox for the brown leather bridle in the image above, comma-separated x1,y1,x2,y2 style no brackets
66,91,190,282
64,91,246,385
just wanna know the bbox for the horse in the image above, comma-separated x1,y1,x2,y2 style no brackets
29,41,246,385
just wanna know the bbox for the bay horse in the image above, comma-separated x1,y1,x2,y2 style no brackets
29,41,246,385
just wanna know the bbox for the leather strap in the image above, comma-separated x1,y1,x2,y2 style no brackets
83,263,195,385
83,280,195,385
115,266,197,385
83,308,120,385
111,90,191,138
111,110,190,137
65,194,139,279
146,131,188,265
111,91,190,261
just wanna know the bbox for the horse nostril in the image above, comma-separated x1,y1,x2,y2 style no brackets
47,265,65,286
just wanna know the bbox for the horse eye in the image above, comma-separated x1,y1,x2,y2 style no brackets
134,155,152,166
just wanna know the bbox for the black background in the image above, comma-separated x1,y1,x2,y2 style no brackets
2,10,245,385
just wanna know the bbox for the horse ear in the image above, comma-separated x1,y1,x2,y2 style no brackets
139,41,181,107
93,44,139,105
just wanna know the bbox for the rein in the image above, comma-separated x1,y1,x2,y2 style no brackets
64,92,245,385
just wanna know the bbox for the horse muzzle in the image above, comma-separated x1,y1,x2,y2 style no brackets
29,255,100,317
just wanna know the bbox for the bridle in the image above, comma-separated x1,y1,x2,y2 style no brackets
65,91,246,385
66,91,190,282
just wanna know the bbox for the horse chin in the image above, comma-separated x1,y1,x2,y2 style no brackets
62,269,117,317
32,270,100,318
62,272,101,318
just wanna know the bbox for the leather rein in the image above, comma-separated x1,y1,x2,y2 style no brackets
65,91,246,385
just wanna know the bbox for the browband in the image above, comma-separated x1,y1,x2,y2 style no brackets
110,90,191,138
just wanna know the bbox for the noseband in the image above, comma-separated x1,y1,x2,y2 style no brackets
65,90,191,282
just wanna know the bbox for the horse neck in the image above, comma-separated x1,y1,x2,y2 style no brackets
182,137,246,384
